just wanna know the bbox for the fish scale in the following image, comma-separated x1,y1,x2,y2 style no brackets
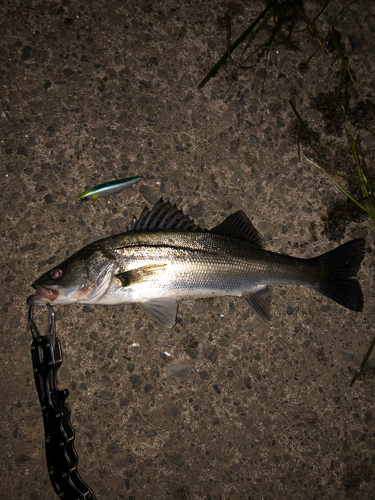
101,231,317,294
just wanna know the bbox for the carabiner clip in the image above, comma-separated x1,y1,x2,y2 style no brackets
46,304,56,349
28,305,40,340
28,304,56,349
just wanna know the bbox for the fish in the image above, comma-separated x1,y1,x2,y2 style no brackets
27,198,365,328
77,176,141,201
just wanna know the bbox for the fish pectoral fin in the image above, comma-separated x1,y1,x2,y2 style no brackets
137,298,178,328
115,264,168,286
242,286,271,321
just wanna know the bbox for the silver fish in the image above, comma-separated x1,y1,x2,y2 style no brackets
27,198,365,328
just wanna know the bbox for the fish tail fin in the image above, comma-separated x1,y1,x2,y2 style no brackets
313,238,365,311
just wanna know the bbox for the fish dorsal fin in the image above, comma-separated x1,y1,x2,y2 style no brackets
137,298,178,328
210,211,263,247
129,198,206,232
242,286,271,320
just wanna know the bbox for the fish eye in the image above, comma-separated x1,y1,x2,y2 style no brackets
50,268,63,280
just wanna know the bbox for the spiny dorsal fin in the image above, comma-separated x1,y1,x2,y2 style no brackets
129,198,206,232
210,211,263,247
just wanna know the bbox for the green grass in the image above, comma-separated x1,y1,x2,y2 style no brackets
198,0,280,89
198,0,328,89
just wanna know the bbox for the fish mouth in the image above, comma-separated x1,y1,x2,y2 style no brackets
26,283,60,305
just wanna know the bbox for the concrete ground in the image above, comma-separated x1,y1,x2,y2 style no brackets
1,0,374,499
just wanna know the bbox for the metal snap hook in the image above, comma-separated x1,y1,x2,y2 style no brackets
28,304,56,349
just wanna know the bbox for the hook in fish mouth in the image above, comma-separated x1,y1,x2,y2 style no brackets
27,283,60,305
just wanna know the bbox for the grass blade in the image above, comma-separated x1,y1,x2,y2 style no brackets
350,334,375,386
346,121,375,230
323,170,375,191
239,10,276,67
312,0,331,23
289,100,317,145
292,0,327,53
198,0,280,89
359,1,375,20
330,32,366,104
302,155,375,218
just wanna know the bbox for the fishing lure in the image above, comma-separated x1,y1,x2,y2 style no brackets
77,175,141,201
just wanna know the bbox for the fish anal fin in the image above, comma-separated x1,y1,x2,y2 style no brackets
210,211,263,247
116,264,168,286
243,286,271,321
137,298,177,328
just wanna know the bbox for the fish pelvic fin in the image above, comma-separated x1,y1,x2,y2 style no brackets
137,298,178,328
312,238,365,311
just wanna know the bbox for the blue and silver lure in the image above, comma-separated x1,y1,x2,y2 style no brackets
77,176,141,201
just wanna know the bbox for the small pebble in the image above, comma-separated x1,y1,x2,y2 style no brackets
167,360,191,379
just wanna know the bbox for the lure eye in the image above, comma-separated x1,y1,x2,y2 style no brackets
50,268,63,280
